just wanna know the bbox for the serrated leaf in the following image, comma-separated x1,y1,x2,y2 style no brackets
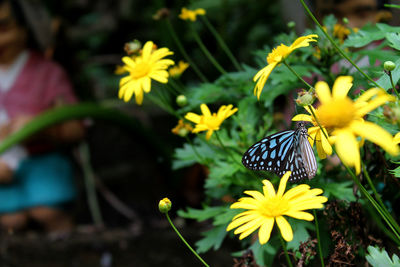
322,181,356,201
390,162,400,178
386,32,400,51
213,208,241,225
344,25,385,48
178,206,226,221
366,246,400,267
249,236,279,266
195,224,228,253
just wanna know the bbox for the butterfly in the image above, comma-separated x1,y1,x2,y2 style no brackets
242,122,317,182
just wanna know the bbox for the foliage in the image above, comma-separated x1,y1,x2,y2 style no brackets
366,246,400,267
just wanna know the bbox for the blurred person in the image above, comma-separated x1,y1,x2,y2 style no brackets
0,0,84,233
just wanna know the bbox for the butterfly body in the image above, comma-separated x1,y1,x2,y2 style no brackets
242,122,317,182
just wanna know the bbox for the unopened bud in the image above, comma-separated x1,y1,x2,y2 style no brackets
158,198,172,213
342,17,349,24
176,95,188,107
384,61,396,71
287,21,296,28
124,40,141,55
296,91,315,106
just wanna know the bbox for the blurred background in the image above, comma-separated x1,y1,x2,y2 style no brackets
0,0,398,266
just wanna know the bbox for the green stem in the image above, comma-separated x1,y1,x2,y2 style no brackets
215,131,241,166
388,71,400,98
79,142,104,227
189,23,227,75
308,106,400,242
168,78,185,94
313,210,324,267
185,136,206,164
362,162,400,236
165,213,210,267
166,19,208,83
283,61,314,90
200,16,242,71
299,0,381,88
279,234,293,267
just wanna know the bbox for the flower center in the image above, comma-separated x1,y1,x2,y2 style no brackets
316,97,355,128
202,114,221,130
261,196,289,217
267,45,290,64
131,61,151,79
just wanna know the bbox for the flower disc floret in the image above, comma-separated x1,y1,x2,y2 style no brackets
227,171,327,244
118,41,175,105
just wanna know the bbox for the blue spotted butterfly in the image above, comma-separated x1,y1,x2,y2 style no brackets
242,122,317,182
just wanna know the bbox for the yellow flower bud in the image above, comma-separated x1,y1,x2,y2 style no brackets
158,198,172,213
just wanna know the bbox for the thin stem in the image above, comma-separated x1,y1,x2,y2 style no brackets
362,162,400,235
168,78,185,94
185,136,206,164
165,213,210,267
189,23,227,75
283,61,314,90
200,16,242,71
279,234,293,267
388,71,400,98
299,0,381,88
79,143,104,227
215,131,241,166
165,19,208,83
313,210,324,267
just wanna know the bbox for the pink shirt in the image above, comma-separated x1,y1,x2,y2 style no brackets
0,51,77,119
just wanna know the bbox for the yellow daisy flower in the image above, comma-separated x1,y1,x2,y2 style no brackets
169,61,189,78
292,105,332,159
227,171,327,244
185,103,238,140
306,76,398,173
119,41,175,105
253,34,318,100
178,7,206,21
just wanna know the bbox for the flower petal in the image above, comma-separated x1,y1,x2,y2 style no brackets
200,104,212,117
277,171,291,197
263,180,276,197
334,129,361,174
284,210,314,221
351,121,399,156
332,76,353,99
292,114,313,122
276,216,293,241
258,217,275,244
185,113,201,123
315,81,332,104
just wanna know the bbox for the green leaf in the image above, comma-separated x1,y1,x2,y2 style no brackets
249,236,279,266
213,208,241,225
287,220,314,250
386,32,400,51
322,181,357,201
376,58,400,90
178,206,226,221
172,138,216,169
390,162,400,178
366,246,400,267
195,224,228,253
344,24,384,48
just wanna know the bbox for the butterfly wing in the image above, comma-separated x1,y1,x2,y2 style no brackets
242,127,312,182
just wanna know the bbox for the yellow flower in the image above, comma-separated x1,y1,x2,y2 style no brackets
185,103,238,140
293,105,332,159
169,61,189,78
394,132,400,145
306,76,398,173
333,24,350,42
227,171,327,244
253,34,318,100
115,65,127,75
119,41,175,105
172,119,193,137
178,7,206,21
